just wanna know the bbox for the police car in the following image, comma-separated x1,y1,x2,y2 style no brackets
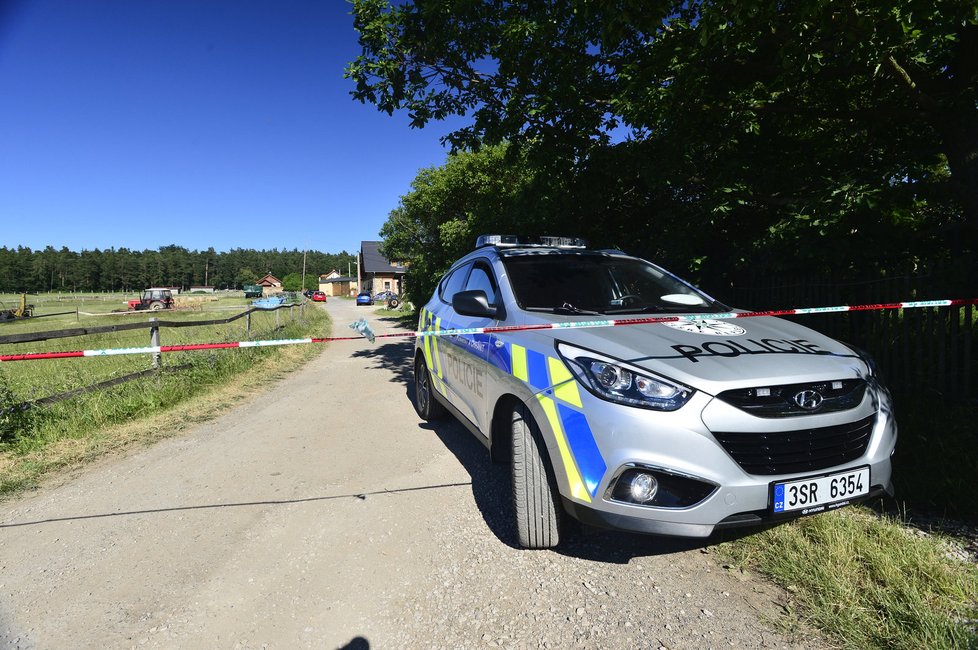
413,235,896,548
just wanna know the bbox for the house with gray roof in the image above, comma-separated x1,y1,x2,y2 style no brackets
359,241,406,295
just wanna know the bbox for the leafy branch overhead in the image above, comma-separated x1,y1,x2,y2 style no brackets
348,0,978,262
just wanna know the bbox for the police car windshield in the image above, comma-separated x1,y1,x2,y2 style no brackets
502,253,723,315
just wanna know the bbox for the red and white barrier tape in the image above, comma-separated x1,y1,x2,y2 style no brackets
1,298,975,363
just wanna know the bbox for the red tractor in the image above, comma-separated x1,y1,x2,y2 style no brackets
128,288,175,311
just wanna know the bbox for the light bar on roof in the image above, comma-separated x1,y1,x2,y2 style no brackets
538,236,587,248
475,234,588,249
475,234,520,248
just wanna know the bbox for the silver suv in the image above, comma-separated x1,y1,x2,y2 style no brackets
413,235,896,548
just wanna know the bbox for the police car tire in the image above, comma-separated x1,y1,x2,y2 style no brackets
511,403,561,549
413,356,446,421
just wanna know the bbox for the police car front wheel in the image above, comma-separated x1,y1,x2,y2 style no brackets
413,356,446,421
511,403,563,549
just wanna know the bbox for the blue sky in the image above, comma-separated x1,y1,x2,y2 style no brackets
0,0,462,255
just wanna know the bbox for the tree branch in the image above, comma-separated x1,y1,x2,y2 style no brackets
883,55,943,114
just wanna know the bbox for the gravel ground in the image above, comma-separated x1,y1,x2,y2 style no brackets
902,514,978,565
0,299,824,649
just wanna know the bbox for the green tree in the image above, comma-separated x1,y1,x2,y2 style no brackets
380,143,571,303
349,0,978,266
235,267,258,289
281,272,303,292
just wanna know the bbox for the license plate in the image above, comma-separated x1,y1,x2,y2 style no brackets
772,466,870,515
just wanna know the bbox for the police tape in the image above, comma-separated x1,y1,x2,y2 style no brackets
1,298,976,363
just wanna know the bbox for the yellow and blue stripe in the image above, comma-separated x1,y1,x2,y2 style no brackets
510,343,606,502
419,309,447,397
418,310,606,503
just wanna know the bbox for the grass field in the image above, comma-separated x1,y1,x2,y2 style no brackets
0,292,330,495
0,292,309,403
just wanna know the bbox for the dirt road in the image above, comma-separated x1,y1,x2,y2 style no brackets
0,299,818,649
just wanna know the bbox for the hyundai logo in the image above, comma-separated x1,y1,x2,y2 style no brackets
793,390,824,410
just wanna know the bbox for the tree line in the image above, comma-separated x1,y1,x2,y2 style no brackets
349,0,977,304
0,245,357,293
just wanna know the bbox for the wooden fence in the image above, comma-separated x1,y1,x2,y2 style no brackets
725,262,976,402
0,302,305,410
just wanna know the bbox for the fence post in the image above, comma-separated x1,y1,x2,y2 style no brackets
290,305,294,322
276,308,281,329
246,310,251,334
150,317,161,369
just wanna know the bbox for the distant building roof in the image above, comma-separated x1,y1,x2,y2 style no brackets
257,273,282,287
320,276,355,283
361,241,406,274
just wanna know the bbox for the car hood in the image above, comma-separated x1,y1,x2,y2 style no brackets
545,314,868,396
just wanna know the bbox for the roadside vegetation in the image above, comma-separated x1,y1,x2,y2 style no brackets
0,293,331,496
373,304,417,328
718,507,977,650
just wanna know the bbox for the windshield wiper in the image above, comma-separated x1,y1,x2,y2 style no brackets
604,304,700,315
525,303,605,316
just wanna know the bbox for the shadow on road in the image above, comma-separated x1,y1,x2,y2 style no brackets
422,417,711,563
338,636,370,650
350,340,414,397
348,332,719,563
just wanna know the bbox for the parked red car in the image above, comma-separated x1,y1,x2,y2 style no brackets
310,291,327,302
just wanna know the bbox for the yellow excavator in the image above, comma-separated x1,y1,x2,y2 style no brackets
0,294,34,320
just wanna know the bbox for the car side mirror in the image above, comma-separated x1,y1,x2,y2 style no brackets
453,290,501,319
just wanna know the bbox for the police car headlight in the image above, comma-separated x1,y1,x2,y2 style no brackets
557,343,694,411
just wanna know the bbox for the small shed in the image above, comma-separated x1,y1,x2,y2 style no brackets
319,270,356,297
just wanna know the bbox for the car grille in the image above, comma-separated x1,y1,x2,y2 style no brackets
716,379,867,418
711,415,875,476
